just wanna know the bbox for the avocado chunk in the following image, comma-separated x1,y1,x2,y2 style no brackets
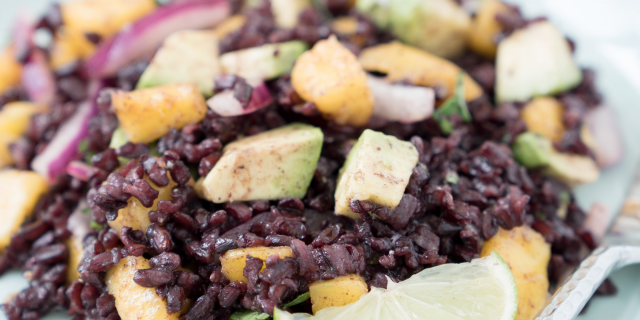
334,129,419,219
512,132,599,186
199,123,323,203
356,0,470,58
136,30,220,96
496,21,582,102
220,41,308,81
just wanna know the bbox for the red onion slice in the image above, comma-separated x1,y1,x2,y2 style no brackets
583,203,612,243
32,102,96,183
367,75,435,124
86,0,231,78
583,104,624,168
207,81,274,117
66,161,101,182
21,50,55,106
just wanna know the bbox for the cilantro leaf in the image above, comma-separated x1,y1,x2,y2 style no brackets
281,292,310,309
432,73,472,134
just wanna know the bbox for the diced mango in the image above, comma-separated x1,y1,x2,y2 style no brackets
309,274,368,314
0,102,46,168
220,247,294,283
520,97,566,142
468,0,510,59
65,236,84,283
61,0,157,39
65,202,92,284
106,256,180,320
358,41,483,102
49,31,86,70
214,15,247,40
270,0,311,29
0,170,49,251
0,47,23,94
292,35,373,127
108,169,177,237
481,226,551,320
331,17,359,36
111,83,208,143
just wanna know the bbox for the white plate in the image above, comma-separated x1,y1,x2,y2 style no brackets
2,0,640,319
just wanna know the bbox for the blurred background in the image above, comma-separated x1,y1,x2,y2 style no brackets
0,0,639,319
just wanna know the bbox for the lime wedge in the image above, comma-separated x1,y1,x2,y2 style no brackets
276,251,517,320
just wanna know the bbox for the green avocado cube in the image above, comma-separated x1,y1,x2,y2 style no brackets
136,30,220,96
199,123,323,203
219,41,308,81
334,129,419,219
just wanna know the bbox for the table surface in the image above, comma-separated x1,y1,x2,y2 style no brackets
1,0,640,319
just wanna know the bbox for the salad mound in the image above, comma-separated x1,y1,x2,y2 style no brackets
0,0,622,320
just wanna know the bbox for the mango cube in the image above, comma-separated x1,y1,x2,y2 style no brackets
106,256,180,320
111,83,208,143
309,274,368,314
0,102,46,168
481,226,551,320
292,35,373,127
0,47,22,94
0,170,49,251
220,246,294,283
467,0,510,59
358,41,483,102
520,97,566,142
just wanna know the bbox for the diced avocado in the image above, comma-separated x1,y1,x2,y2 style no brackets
511,132,553,169
512,132,599,186
136,30,220,96
109,126,129,149
496,21,582,102
219,41,308,81
199,123,323,203
356,0,470,58
334,129,419,219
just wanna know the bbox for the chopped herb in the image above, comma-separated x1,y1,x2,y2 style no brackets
188,164,200,180
148,141,162,157
432,73,472,135
445,171,459,185
78,139,89,154
534,212,546,221
559,191,571,204
90,221,105,231
228,310,270,320
281,292,310,309
109,126,129,150
81,207,91,215
85,151,96,165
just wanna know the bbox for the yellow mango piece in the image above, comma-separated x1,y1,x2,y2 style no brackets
220,247,294,283
214,15,247,39
291,35,373,127
108,169,177,237
520,97,566,142
331,17,359,36
111,83,208,143
65,236,84,283
49,31,85,70
61,0,156,39
309,274,368,314
106,256,181,320
0,170,49,251
358,41,483,102
0,102,46,167
481,226,551,320
468,0,510,59
0,47,23,94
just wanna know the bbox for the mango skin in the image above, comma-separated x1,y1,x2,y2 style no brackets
468,0,510,59
0,170,49,251
520,97,566,143
111,83,208,143
220,247,294,283
309,274,369,314
481,226,551,320
358,41,483,102
106,256,180,320
292,35,373,127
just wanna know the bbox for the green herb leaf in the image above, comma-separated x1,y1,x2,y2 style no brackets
90,221,105,231
81,207,91,215
534,212,546,221
445,171,459,185
281,292,310,309
148,141,162,157
228,310,270,320
85,151,96,165
78,139,89,154
432,73,472,135
109,126,129,150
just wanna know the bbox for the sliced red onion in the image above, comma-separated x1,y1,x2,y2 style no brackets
67,200,92,240
583,104,624,168
207,81,274,117
367,75,435,124
11,12,35,62
21,50,55,106
86,0,231,78
66,161,100,182
32,102,96,184
583,202,612,243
